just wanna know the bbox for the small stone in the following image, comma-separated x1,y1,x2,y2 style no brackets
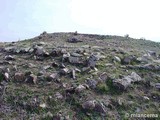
82,100,96,110
4,55,15,61
75,85,86,93
14,72,25,82
71,69,76,79
113,56,121,63
155,83,160,90
60,68,69,75
39,103,47,108
47,73,59,82
25,74,37,84
4,72,9,81
143,96,150,101
54,92,63,100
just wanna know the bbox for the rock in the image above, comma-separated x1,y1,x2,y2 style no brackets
143,96,150,101
50,48,66,57
62,52,70,62
86,79,98,89
4,55,15,61
113,56,121,63
4,72,9,81
43,65,51,70
88,54,98,68
25,74,37,84
113,72,142,90
82,100,106,114
71,69,76,79
71,52,83,57
75,85,86,93
82,100,96,110
67,37,82,43
14,72,25,82
60,68,69,75
39,103,47,108
34,46,49,57
130,72,142,82
69,56,84,64
94,102,106,113
99,72,108,82
54,92,63,100
147,50,157,57
155,83,160,90
82,67,90,73
122,55,136,64
52,61,59,67
47,73,59,82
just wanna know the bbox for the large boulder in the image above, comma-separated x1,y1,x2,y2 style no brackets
88,54,99,68
113,72,142,90
67,37,82,43
122,55,137,64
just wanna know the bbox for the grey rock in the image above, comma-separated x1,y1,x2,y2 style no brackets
75,85,86,93
71,52,83,57
155,83,160,89
14,72,25,82
60,68,69,75
113,72,142,90
82,100,96,110
4,55,15,61
86,79,98,89
71,69,76,79
88,54,98,68
67,37,82,43
122,55,136,64
69,56,83,64
113,56,121,63
25,74,37,84
47,73,59,82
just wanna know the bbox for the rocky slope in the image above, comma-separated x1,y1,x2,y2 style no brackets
0,32,160,119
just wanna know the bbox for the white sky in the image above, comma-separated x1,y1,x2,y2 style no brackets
0,0,160,42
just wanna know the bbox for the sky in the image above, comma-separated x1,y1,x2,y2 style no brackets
0,0,160,42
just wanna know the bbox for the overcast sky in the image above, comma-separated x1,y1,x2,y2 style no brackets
0,0,160,42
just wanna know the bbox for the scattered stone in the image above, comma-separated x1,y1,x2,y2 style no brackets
39,103,47,108
155,83,160,90
82,100,96,110
82,67,90,73
69,56,84,64
67,37,82,43
54,92,63,100
82,100,106,114
113,56,121,63
25,74,37,84
47,73,59,82
71,69,76,79
88,54,98,68
60,68,69,75
4,72,9,81
122,55,136,64
14,72,25,82
143,96,150,101
113,72,142,90
99,72,108,81
71,52,83,57
75,85,86,93
86,79,98,89
34,46,49,57
52,61,59,67
4,55,15,61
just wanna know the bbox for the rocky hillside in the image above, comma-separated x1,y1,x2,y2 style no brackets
0,32,160,119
